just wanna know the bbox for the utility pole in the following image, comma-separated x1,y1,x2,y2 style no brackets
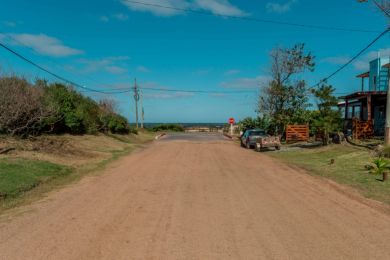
140,89,144,129
358,0,390,144
134,78,139,129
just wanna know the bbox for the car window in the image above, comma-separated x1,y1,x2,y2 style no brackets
250,131,265,136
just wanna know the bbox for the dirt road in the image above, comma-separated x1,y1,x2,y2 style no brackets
1,134,390,259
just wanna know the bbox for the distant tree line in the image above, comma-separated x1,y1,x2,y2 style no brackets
151,124,185,132
0,76,133,137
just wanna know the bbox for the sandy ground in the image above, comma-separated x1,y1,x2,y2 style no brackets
1,134,390,259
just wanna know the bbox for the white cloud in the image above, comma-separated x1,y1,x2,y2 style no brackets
224,69,240,76
113,13,129,21
193,68,212,76
105,65,128,74
3,21,17,27
137,65,150,73
121,0,189,16
78,56,130,74
221,75,271,89
100,13,129,22
194,0,248,16
4,33,83,57
266,0,297,14
100,15,109,22
322,48,390,72
121,0,247,17
321,56,351,65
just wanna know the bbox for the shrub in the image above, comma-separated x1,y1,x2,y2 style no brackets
43,84,103,134
0,76,52,136
151,124,184,132
0,76,130,136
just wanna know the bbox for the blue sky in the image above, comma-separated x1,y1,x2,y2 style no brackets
0,0,389,123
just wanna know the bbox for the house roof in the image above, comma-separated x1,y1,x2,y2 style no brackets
356,71,369,78
383,63,390,68
339,91,387,100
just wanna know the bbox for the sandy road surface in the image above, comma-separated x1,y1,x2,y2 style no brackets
1,133,390,259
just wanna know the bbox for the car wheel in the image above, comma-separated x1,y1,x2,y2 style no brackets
246,142,251,149
275,146,281,151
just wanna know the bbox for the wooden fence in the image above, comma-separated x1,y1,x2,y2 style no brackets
286,124,309,143
352,119,373,139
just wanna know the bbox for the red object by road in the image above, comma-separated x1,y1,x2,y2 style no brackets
229,118,235,124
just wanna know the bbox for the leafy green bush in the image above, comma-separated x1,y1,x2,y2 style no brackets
0,76,131,136
43,84,102,134
151,124,184,132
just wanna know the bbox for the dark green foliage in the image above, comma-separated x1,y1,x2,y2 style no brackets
0,75,131,136
44,84,102,134
311,84,342,145
151,124,185,132
258,43,315,135
238,115,272,133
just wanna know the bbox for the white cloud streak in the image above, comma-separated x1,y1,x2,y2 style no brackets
221,75,271,89
2,33,83,57
121,0,247,17
266,0,298,14
78,56,130,75
322,48,390,71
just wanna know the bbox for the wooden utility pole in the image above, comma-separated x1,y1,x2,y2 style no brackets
139,89,144,129
134,78,139,129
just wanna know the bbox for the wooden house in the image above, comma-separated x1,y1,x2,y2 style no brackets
339,58,389,137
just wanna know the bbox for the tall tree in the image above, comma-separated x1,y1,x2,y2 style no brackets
258,43,315,135
311,84,342,145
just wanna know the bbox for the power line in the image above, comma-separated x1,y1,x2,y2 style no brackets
139,86,257,94
0,41,130,94
311,27,390,88
0,32,128,91
123,0,380,33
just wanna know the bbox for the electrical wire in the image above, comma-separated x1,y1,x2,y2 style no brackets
0,41,131,94
311,27,390,88
123,0,380,33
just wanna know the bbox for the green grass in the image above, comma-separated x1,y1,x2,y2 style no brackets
269,145,390,205
0,158,71,199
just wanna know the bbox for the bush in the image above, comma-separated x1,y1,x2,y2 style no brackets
0,76,53,136
43,84,102,134
0,76,131,136
151,124,184,132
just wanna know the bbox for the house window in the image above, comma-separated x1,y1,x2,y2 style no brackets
347,106,353,119
354,106,361,119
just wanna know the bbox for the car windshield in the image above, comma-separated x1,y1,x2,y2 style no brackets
249,131,265,136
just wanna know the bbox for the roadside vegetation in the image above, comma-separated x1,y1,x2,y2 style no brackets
269,145,390,205
150,124,185,132
0,76,133,137
0,75,156,211
239,43,342,145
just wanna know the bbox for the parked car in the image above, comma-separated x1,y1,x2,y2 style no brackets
241,129,267,149
255,136,281,152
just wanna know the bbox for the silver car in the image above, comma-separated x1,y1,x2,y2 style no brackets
240,129,267,149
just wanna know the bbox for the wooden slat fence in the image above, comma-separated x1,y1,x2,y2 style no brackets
352,119,373,139
286,125,309,143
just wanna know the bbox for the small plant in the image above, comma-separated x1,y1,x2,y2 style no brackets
370,157,389,182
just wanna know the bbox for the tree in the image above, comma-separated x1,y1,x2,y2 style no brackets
238,115,272,133
311,84,342,145
258,43,315,135
0,76,53,136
